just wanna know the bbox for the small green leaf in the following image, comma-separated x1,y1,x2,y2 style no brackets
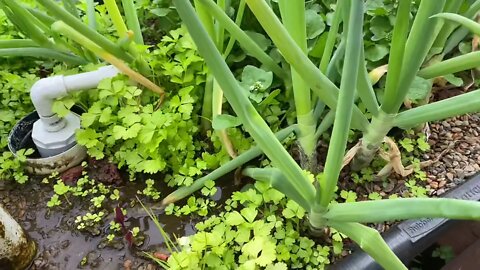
443,74,463,87
240,65,273,91
305,9,325,39
225,211,245,226
81,112,98,128
406,76,433,102
365,44,389,62
241,207,258,223
244,31,271,51
212,114,242,130
151,8,172,17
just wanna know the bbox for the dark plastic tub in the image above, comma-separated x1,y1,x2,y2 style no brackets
331,173,480,269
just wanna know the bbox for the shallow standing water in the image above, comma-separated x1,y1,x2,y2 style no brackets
0,172,236,270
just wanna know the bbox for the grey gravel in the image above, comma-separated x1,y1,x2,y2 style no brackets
422,114,480,196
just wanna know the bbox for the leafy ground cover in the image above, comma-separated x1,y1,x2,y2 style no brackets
2,0,480,269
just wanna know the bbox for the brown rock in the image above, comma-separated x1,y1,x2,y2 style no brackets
123,260,132,270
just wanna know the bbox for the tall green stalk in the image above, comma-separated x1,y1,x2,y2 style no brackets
352,0,447,170
37,0,134,62
278,0,316,167
121,0,144,45
172,1,480,269
173,0,314,199
318,0,363,208
0,47,86,64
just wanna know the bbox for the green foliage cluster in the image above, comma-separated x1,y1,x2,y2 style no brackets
43,162,120,234
164,181,344,270
68,30,205,179
0,149,33,183
0,63,38,182
0,69,36,149
62,26,254,186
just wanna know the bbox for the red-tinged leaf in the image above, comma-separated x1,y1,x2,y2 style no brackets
114,206,126,226
153,251,170,261
60,165,83,186
125,231,134,247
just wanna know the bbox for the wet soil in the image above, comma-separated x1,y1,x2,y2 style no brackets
0,170,237,270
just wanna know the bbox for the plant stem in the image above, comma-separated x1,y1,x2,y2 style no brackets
174,0,315,200
245,0,369,131
104,0,128,38
351,111,395,171
0,39,38,48
198,0,286,78
0,48,86,64
52,21,164,96
121,0,144,44
161,125,297,206
201,75,214,132
328,221,407,270
325,198,480,222
278,0,316,164
86,0,97,30
319,1,343,73
394,89,480,129
223,0,246,57
356,44,379,116
381,0,446,114
443,0,480,55
319,0,363,208
62,0,80,18
37,0,134,63
418,51,480,79
378,0,411,114
432,1,465,50
2,0,57,50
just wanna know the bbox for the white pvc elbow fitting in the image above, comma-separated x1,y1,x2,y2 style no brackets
30,65,119,131
29,65,120,157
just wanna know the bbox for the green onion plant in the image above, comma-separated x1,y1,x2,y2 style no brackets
0,0,163,95
169,0,480,269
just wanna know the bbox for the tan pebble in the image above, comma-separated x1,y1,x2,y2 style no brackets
430,182,439,189
124,260,132,270
438,180,446,188
446,173,454,181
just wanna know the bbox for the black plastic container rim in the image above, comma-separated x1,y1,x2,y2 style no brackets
330,173,480,270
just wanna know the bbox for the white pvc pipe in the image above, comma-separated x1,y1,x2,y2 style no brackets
30,65,119,131
0,205,36,269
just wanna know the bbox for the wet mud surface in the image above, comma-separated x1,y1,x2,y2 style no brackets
0,176,223,270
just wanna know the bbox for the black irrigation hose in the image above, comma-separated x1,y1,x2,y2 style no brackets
331,173,480,270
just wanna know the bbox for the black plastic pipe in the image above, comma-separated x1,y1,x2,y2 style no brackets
331,173,480,270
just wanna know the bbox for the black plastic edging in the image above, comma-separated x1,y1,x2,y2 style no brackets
330,173,480,270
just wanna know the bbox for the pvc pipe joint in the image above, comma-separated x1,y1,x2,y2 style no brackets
29,65,120,157
30,65,119,131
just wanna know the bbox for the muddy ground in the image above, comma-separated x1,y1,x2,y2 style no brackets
0,178,203,270
2,110,480,269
